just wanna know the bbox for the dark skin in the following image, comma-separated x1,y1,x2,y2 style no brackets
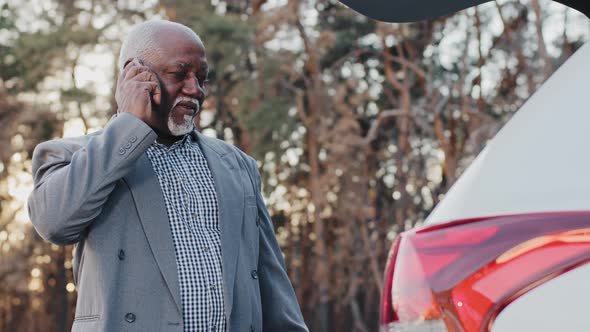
115,27,209,146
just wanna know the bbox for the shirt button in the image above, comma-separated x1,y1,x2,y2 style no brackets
211,325,217,331
202,247,210,253
210,283,217,291
193,212,198,219
251,270,258,280
118,249,125,261
124,313,136,323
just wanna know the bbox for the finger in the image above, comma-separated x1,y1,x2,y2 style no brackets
123,58,134,69
132,70,157,83
124,65,149,82
118,63,131,87
138,82,161,106
120,58,137,81
151,82,161,105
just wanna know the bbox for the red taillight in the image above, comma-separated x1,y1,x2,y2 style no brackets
380,236,400,325
380,212,590,332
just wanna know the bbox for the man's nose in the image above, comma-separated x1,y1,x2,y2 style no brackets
182,74,205,100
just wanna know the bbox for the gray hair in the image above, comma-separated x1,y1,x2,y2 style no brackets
117,20,203,71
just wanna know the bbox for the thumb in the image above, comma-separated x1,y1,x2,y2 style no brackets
150,83,161,106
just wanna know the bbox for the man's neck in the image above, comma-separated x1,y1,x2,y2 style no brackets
155,134,186,147
152,126,189,146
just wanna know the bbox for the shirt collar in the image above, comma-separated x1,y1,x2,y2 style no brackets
149,133,193,154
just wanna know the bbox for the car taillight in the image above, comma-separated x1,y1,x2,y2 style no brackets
380,212,590,332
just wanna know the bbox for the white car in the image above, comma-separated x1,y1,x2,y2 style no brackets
334,0,590,331
379,21,590,332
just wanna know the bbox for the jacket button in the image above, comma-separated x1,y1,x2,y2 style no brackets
128,136,137,143
118,249,125,260
255,216,260,226
251,270,258,280
118,147,125,155
124,142,132,149
124,313,136,323
250,325,255,332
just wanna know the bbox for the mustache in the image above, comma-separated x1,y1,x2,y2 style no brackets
171,96,201,113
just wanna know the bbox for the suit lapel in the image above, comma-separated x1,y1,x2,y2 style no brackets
194,131,245,317
123,154,182,314
122,130,245,319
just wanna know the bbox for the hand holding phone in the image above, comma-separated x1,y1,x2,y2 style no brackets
114,58,162,124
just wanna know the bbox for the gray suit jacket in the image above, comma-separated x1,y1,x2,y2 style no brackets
28,113,308,332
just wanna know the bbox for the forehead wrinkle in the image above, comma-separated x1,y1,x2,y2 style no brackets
145,43,207,71
168,60,209,74
139,48,165,67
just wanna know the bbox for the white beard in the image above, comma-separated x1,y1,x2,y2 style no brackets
166,96,200,136
167,111,195,136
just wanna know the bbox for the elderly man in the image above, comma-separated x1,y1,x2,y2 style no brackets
28,20,308,332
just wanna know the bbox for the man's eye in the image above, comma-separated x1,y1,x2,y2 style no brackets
172,72,186,78
197,77,209,88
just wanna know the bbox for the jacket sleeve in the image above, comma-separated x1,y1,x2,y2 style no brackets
246,156,309,332
27,113,157,245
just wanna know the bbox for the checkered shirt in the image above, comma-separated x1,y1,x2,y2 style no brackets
145,134,226,332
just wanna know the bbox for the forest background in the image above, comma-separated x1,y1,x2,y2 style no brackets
0,0,588,331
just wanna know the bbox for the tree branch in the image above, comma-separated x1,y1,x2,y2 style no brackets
363,109,406,145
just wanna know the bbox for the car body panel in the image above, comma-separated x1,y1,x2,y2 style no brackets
491,262,590,332
425,41,590,226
